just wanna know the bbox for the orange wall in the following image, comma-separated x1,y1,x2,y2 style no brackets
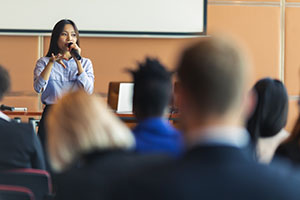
0,0,299,132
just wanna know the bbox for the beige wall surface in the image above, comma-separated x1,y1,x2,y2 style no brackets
0,36,39,92
1,0,299,133
207,5,281,84
285,7,300,96
0,36,39,112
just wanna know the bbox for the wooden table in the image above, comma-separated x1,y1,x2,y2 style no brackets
3,111,179,123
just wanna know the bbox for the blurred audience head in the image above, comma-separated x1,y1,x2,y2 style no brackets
247,78,288,144
47,90,135,172
176,36,250,134
0,65,11,101
128,57,173,120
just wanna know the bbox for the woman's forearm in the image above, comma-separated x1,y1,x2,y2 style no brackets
39,60,54,81
75,59,84,75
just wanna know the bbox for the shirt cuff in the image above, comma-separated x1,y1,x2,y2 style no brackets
37,76,47,86
77,71,88,85
36,76,47,92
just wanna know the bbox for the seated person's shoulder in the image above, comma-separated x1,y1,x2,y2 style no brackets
13,122,34,131
126,151,173,162
100,151,175,173
55,151,175,190
0,122,35,137
250,159,300,194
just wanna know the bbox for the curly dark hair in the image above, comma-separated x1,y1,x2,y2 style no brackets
128,58,173,119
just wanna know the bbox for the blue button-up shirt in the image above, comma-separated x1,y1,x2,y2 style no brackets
34,56,94,105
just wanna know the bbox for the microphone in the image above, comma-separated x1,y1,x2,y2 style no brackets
0,104,14,111
0,104,27,111
68,42,82,60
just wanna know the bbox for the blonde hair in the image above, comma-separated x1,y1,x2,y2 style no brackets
46,90,135,172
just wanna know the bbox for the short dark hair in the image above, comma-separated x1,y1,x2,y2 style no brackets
177,37,246,115
247,78,288,144
128,58,173,119
0,65,11,101
46,19,80,57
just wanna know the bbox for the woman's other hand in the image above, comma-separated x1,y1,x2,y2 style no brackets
51,53,67,68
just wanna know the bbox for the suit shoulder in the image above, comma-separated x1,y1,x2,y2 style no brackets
2,122,35,135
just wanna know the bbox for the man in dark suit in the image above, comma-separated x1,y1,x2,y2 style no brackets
0,65,45,170
111,37,300,200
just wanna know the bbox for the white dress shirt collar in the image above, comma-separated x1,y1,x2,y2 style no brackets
0,111,11,122
189,126,250,148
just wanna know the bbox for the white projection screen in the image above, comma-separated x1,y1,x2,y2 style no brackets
0,0,207,36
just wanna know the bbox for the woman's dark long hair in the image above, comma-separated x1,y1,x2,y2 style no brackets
46,19,80,57
247,78,289,146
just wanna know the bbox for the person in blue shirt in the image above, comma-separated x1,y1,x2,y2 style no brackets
33,19,94,170
128,58,183,156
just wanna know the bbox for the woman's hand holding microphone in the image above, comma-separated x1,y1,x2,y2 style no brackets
67,42,82,60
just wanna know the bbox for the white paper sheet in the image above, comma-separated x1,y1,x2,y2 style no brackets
116,83,134,113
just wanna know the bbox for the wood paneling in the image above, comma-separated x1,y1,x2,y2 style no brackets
207,5,281,84
0,36,39,92
285,7,300,96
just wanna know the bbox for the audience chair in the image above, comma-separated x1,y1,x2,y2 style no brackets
0,184,34,200
0,168,53,200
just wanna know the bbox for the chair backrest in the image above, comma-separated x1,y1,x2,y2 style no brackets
0,184,34,200
0,168,52,200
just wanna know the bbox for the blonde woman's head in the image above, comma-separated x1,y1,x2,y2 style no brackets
46,89,135,172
